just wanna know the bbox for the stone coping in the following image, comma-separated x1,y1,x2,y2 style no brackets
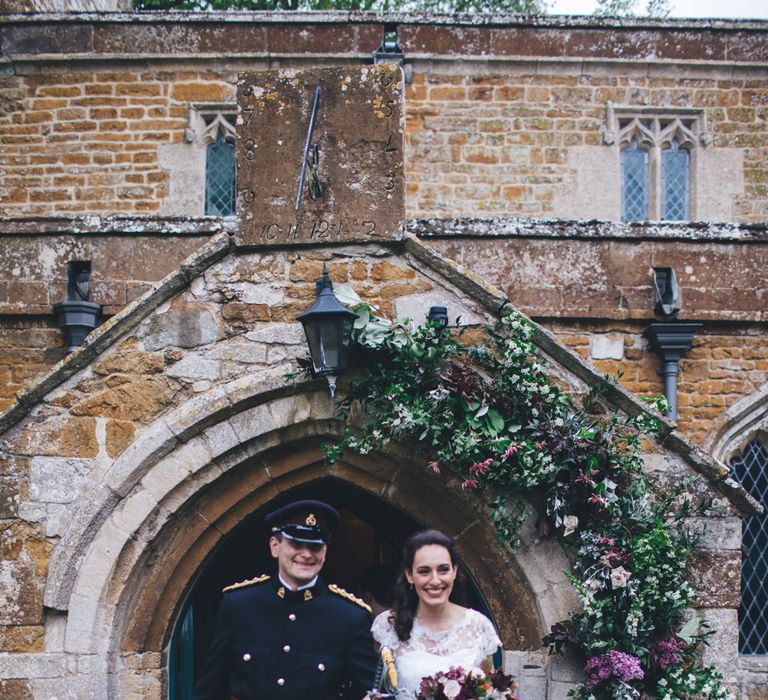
409,217,768,243
2,11,768,30
0,228,761,516
2,13,767,65
2,215,766,243
0,215,235,237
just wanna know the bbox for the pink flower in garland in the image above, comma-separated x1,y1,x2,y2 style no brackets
501,444,522,461
575,468,597,487
428,462,441,474
589,493,609,508
584,651,644,690
469,458,493,475
461,479,479,490
601,547,631,569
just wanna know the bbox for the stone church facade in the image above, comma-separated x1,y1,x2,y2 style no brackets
0,6,767,699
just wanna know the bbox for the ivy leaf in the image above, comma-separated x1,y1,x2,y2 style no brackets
487,409,505,434
334,284,364,308
678,617,701,643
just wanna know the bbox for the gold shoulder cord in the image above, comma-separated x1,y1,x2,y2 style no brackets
222,574,271,593
328,584,373,613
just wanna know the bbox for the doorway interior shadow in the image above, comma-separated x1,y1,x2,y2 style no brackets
169,477,497,699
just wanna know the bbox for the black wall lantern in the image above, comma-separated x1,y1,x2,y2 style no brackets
53,261,102,354
297,265,358,387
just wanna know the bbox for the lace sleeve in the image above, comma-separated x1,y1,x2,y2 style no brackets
371,610,399,650
469,609,502,658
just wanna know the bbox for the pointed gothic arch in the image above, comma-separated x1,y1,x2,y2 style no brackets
704,382,768,464
42,376,576,697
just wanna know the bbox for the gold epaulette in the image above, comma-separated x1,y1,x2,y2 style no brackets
222,574,270,593
328,583,372,613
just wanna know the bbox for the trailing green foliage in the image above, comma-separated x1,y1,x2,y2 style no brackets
318,289,732,700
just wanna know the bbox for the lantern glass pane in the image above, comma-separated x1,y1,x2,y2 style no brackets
302,321,322,372
318,319,340,369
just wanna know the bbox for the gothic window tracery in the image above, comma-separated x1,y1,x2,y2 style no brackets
186,104,237,217
604,106,709,223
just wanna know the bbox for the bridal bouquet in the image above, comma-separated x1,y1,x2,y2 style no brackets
417,667,517,700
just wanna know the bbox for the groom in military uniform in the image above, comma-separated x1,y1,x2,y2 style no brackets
192,500,378,700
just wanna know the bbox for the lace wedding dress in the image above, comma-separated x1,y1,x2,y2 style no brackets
371,608,501,699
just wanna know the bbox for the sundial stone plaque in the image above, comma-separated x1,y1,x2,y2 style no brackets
236,65,405,247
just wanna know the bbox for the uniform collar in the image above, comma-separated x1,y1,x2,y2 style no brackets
272,575,325,603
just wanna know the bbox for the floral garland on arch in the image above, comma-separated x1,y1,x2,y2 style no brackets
318,287,733,700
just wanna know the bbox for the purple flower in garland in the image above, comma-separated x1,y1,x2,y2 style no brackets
584,650,644,690
651,637,688,670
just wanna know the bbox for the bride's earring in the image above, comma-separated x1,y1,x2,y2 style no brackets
409,583,414,592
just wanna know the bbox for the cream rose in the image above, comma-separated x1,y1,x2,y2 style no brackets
610,566,632,589
563,515,579,537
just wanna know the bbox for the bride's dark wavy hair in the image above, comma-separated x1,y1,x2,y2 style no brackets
390,529,461,642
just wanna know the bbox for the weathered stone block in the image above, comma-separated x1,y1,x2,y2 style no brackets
138,309,221,350
245,323,304,346
70,376,180,423
106,420,135,458
165,354,221,381
207,338,268,364
689,549,742,608
10,416,98,459
0,625,44,653
0,679,32,699
93,338,163,376
0,477,19,518
29,457,92,504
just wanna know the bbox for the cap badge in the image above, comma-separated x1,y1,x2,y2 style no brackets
305,513,317,526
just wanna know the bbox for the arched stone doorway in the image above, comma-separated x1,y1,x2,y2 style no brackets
168,477,503,698
42,381,572,698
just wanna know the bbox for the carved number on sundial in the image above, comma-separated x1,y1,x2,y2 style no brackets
240,189,255,209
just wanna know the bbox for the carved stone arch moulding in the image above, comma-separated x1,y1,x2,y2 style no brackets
705,382,768,464
44,376,570,695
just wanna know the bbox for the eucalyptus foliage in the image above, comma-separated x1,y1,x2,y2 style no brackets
319,290,733,700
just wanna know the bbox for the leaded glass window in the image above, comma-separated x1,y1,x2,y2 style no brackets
730,440,768,655
610,108,704,222
661,139,690,221
621,139,648,222
205,133,236,217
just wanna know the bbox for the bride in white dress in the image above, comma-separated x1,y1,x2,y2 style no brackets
370,530,501,699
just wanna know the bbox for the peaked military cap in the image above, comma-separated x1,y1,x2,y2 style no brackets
265,499,340,544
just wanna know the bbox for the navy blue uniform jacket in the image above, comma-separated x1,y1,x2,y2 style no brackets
192,576,378,700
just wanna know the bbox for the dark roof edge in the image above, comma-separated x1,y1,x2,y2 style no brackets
2,11,768,31
404,233,762,517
